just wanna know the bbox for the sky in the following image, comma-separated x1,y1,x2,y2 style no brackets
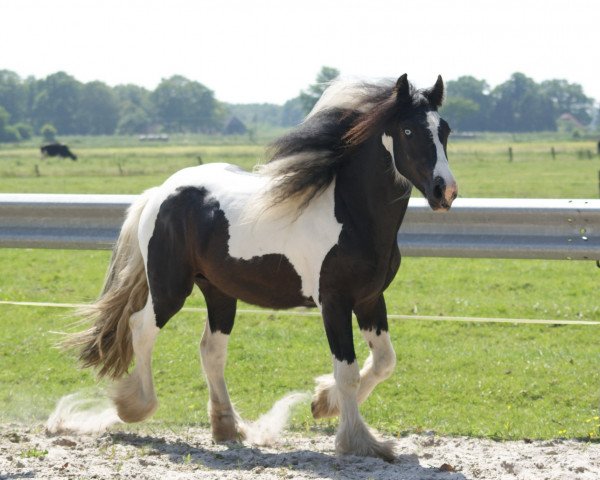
1,0,598,105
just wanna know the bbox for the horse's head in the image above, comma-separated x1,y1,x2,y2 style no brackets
383,74,458,211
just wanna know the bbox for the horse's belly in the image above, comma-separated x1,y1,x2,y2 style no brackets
202,253,316,309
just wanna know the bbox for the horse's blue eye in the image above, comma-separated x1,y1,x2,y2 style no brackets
404,129,412,136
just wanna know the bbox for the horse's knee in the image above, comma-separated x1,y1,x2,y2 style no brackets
363,330,396,380
335,359,361,391
199,328,229,375
371,350,396,380
129,304,159,355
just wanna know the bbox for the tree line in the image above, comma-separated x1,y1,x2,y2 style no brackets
442,73,596,133
0,68,597,143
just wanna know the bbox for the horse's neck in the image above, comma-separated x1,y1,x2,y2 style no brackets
336,144,411,247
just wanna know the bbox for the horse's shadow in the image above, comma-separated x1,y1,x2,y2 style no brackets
110,431,468,480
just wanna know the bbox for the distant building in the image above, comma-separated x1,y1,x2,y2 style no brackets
557,113,585,133
223,116,247,135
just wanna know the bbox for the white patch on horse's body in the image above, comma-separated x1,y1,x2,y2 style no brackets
138,163,342,306
381,134,395,163
426,111,457,203
381,134,412,194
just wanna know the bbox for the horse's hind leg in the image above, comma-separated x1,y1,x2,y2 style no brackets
198,283,242,442
112,299,159,422
113,260,193,423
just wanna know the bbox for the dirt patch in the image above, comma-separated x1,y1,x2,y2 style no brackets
1,423,599,479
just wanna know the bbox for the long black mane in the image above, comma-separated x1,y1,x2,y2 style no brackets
259,78,433,211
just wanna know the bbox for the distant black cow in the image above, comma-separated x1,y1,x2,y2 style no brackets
40,143,77,161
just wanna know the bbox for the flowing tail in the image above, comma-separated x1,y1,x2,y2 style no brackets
64,189,156,379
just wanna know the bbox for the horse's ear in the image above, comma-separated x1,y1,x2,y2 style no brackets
395,74,410,102
426,75,444,107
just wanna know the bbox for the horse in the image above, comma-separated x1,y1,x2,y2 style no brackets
40,143,78,161
66,74,457,461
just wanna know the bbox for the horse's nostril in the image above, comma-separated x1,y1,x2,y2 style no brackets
433,177,445,200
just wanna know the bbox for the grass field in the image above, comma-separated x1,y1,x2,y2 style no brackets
1,133,599,441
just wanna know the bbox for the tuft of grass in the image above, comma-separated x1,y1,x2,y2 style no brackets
20,448,48,458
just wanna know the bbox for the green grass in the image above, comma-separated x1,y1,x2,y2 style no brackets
1,133,599,441
0,143,265,193
1,248,599,440
0,135,599,197
1,305,599,441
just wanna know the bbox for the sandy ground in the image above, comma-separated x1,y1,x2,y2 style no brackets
1,423,600,480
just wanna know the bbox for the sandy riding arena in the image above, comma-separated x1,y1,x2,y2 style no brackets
1,423,599,480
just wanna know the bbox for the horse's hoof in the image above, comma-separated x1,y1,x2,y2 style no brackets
210,410,245,443
335,422,396,462
337,437,396,462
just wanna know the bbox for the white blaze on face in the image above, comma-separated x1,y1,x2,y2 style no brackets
426,111,457,204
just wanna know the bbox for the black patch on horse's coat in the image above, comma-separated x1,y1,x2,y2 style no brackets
147,186,312,330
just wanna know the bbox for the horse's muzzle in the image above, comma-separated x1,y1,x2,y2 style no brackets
429,176,458,211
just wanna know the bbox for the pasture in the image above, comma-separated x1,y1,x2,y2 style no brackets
1,134,599,442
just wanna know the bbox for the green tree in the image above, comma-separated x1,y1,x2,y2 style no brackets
114,84,155,134
540,79,594,125
280,96,304,126
32,72,82,134
299,66,340,114
40,123,57,142
0,106,11,140
13,122,33,140
77,81,120,134
490,73,555,132
444,76,491,130
0,70,27,123
0,107,21,143
440,97,480,131
151,75,221,132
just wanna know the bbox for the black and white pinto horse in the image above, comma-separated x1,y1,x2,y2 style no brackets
69,74,457,461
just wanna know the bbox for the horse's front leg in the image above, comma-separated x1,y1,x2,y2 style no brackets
317,295,395,461
312,295,396,416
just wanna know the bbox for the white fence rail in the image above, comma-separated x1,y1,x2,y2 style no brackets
0,194,599,260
